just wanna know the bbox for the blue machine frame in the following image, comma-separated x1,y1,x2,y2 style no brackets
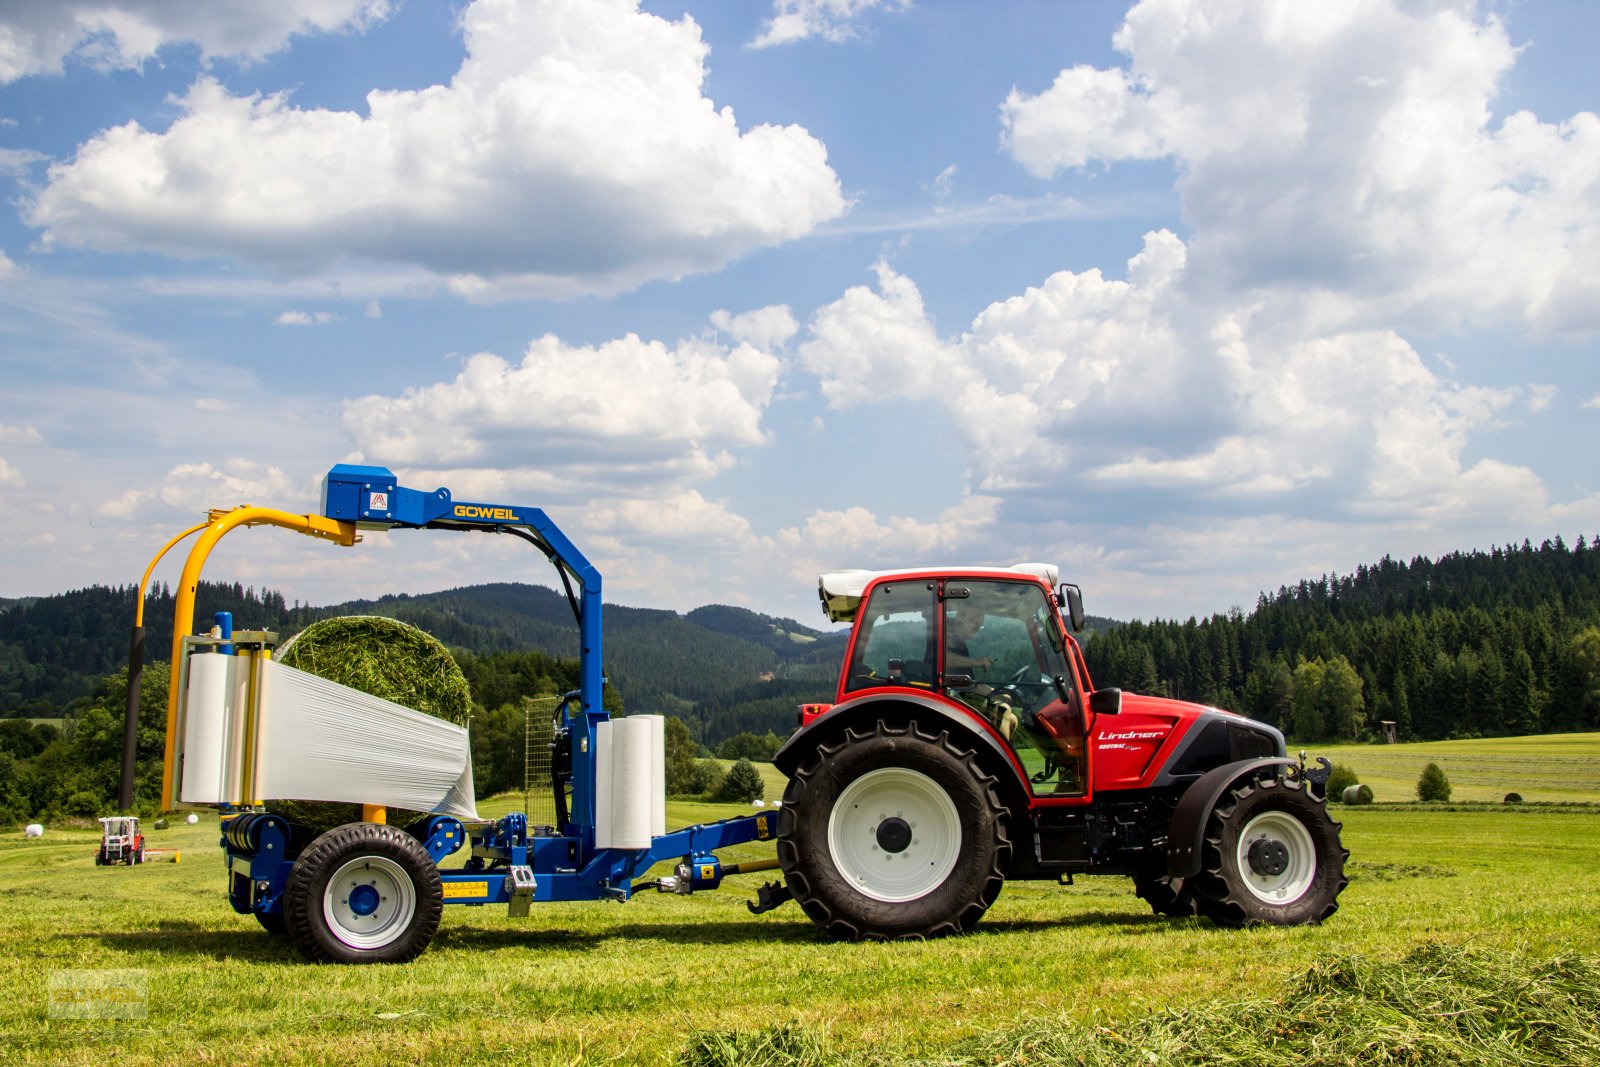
218,464,777,927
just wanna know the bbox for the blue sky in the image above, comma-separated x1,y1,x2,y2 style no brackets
1,0,1597,626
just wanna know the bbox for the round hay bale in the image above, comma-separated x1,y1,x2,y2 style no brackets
1341,783,1374,805
24,823,43,838
269,616,472,834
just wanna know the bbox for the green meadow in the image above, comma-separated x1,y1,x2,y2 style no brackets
2,735,1597,1065
1310,731,1600,804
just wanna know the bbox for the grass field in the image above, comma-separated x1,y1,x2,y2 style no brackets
3,739,1599,1065
1310,731,1600,804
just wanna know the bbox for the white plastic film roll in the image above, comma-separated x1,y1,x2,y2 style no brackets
644,714,666,838
595,717,661,849
180,654,234,803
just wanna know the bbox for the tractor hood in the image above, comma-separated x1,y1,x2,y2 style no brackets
1113,690,1237,722
1092,689,1285,789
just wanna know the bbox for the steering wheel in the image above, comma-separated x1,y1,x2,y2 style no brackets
1005,663,1033,685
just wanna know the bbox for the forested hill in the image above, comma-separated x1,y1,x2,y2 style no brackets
1083,537,1600,742
11,537,1599,747
0,580,846,745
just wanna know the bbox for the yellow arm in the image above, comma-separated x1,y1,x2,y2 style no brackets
160,507,357,810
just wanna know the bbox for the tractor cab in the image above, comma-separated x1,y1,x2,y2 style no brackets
831,570,1089,796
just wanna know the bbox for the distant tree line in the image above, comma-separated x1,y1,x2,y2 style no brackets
1084,538,1600,741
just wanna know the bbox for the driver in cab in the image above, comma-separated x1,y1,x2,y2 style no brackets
945,601,992,673
945,600,1018,739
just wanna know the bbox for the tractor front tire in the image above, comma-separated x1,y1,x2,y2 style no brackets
1191,775,1347,927
284,822,443,964
778,721,1010,941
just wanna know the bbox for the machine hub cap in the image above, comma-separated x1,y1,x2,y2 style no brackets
1236,810,1316,904
323,856,417,949
828,767,961,903
1247,838,1290,877
875,816,913,853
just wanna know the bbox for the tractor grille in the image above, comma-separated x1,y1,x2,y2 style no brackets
1227,722,1278,761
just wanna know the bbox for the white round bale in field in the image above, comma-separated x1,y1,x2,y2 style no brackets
24,823,44,838
186,813,200,825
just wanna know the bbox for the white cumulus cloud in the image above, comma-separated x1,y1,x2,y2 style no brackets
1002,0,1600,336
0,423,43,445
274,310,339,326
750,0,912,49
158,459,296,512
342,319,784,502
25,0,848,300
710,305,799,350
0,0,388,83
800,234,1540,538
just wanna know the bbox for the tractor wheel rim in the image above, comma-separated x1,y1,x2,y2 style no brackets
828,767,961,903
322,856,417,950
1236,810,1316,905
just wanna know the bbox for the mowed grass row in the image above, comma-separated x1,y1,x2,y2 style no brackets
3,786,1599,1066
1310,731,1600,804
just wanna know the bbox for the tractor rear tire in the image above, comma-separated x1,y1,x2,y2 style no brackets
777,720,1010,941
1190,775,1347,927
284,822,443,964
1133,872,1198,918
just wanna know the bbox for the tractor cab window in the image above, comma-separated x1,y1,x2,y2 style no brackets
843,580,936,694
941,579,1087,796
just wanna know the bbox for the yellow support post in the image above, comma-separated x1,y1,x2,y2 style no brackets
160,506,357,811
362,805,388,825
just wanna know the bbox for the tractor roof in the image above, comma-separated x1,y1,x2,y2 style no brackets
818,563,1060,623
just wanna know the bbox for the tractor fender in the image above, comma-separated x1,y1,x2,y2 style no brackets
773,691,1022,797
1165,757,1295,880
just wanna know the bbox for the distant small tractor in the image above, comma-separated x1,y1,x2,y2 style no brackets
96,816,145,866
129,465,1345,963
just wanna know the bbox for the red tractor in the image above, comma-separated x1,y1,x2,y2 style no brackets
770,565,1346,940
96,816,146,866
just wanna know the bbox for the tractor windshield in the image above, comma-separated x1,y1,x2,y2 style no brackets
842,579,937,693
940,579,1087,796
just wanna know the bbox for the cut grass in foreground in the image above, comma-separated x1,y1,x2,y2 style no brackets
3,800,1598,1065
685,943,1600,1067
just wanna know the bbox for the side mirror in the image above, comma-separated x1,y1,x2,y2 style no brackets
1089,687,1122,716
1058,583,1086,632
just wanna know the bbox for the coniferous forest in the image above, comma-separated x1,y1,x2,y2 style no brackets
4,537,1600,820
1082,537,1600,742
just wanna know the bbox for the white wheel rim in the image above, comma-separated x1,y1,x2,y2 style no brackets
322,856,417,950
827,767,961,903
1236,810,1316,905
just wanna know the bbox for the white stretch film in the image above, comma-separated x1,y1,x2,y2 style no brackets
646,714,665,838
180,654,233,804
256,661,478,820
177,653,477,819
594,716,665,849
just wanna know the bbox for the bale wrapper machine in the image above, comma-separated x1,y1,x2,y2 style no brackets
138,464,778,963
